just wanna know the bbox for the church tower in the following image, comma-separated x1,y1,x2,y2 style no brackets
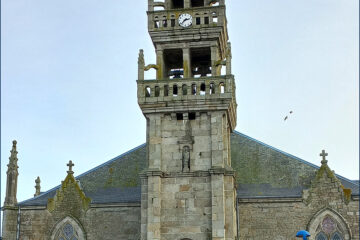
137,0,237,239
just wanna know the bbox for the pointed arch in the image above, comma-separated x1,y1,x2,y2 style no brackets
307,207,351,240
50,216,86,240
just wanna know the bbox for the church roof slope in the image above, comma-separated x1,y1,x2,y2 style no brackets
18,132,358,206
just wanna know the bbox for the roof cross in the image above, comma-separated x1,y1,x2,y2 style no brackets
67,160,75,174
320,150,328,165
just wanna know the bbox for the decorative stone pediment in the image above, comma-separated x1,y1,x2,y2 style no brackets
304,151,351,205
47,161,91,215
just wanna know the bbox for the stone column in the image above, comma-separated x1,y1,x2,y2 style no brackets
184,0,191,8
147,174,162,240
211,173,226,240
211,46,219,77
183,48,191,78
210,112,225,168
148,114,162,169
224,175,237,240
156,49,165,80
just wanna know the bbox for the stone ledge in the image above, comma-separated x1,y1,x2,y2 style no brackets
238,197,303,203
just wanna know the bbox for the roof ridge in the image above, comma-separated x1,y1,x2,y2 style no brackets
232,130,358,188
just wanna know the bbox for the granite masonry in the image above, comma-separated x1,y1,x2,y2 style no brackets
2,0,359,240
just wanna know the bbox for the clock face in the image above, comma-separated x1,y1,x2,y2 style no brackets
178,13,193,28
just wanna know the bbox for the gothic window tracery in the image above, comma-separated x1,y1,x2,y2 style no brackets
311,215,346,240
51,217,85,240
55,222,80,240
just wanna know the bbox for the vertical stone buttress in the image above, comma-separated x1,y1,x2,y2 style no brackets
2,140,19,239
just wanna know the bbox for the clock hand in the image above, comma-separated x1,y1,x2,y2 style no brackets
181,17,190,24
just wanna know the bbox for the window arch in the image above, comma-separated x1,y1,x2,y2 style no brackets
316,232,327,240
331,232,343,240
51,216,86,240
307,208,351,240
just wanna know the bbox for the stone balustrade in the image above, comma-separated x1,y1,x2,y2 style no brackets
137,75,235,103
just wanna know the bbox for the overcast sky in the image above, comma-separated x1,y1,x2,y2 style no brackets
1,0,358,207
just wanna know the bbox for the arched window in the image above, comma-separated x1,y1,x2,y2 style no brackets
209,83,215,94
182,84,188,95
308,208,350,240
316,232,327,240
219,82,225,93
155,86,160,97
145,86,151,97
51,217,86,240
200,83,206,95
164,85,169,96
173,84,178,96
331,232,343,240
191,84,197,95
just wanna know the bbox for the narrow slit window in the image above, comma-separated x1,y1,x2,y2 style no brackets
173,84,178,96
171,19,176,27
191,84,197,95
200,83,206,95
164,85,169,96
182,84,188,95
209,83,215,94
155,86,160,97
163,19,168,27
154,20,160,28
196,17,201,25
176,113,183,120
145,87,151,97
204,17,209,24
219,83,225,93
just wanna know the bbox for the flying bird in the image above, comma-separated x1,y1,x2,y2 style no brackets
284,111,293,121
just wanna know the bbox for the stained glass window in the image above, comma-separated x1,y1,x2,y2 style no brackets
331,232,343,240
56,221,80,240
316,232,327,240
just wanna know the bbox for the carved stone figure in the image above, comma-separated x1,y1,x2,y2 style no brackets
182,146,190,172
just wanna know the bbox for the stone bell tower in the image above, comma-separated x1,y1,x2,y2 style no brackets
137,0,237,239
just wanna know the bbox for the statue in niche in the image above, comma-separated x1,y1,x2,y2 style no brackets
182,146,190,172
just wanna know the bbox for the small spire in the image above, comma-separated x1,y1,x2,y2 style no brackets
8,140,18,171
320,150,328,165
4,140,19,206
34,176,41,197
67,160,75,175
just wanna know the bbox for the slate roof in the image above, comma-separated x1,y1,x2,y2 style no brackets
19,131,359,206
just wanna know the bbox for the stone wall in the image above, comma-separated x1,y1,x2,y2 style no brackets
15,206,141,240
237,162,360,240
160,175,212,240
238,198,359,240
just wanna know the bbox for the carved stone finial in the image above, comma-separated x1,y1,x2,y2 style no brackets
226,42,232,75
138,49,145,65
320,150,328,165
34,176,41,197
67,160,75,175
9,140,18,167
138,49,145,80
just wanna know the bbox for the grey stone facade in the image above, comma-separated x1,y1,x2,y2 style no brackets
2,0,359,240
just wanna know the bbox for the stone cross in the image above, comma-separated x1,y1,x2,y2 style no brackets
67,160,75,174
320,150,328,165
